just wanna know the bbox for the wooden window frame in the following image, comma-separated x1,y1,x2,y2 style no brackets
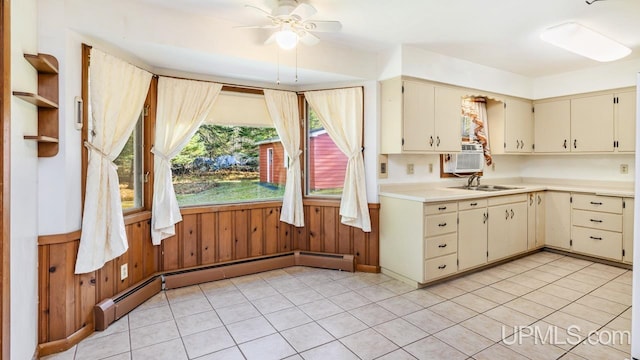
80,44,155,216
301,87,365,200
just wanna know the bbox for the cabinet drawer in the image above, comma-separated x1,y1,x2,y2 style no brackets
458,199,488,211
425,213,457,237
424,253,458,281
571,226,622,261
424,202,457,215
572,209,622,232
425,233,457,259
572,194,622,214
488,194,527,206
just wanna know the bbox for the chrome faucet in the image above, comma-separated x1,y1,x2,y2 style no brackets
467,173,481,187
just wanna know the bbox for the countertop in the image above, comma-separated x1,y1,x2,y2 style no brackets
378,178,634,203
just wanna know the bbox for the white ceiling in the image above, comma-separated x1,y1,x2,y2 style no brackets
65,0,640,86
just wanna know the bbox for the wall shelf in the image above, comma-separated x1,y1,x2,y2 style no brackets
13,53,59,157
12,91,58,108
23,135,59,143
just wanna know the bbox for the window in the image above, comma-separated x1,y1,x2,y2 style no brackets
172,124,286,206
113,113,144,210
305,105,347,197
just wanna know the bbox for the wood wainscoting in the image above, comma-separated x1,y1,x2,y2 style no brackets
37,200,379,355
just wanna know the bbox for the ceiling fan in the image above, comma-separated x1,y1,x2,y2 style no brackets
241,0,342,49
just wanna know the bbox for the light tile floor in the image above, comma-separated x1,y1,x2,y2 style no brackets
43,251,633,360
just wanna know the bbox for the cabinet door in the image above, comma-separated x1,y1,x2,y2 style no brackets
505,98,533,153
508,202,528,255
434,87,463,152
535,192,546,248
488,204,510,262
534,100,570,153
527,193,536,249
403,81,435,152
570,94,614,152
623,198,634,263
616,91,636,153
458,208,488,270
545,192,571,249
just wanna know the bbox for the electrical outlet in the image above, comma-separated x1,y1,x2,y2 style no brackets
407,163,414,175
378,154,388,179
620,164,629,174
428,163,433,173
120,264,128,281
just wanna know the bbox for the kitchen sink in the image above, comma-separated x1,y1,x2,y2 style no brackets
450,184,522,192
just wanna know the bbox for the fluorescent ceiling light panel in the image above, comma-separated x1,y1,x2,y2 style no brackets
540,22,631,62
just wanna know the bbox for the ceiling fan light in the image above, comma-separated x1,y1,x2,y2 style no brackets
540,22,631,62
275,28,298,50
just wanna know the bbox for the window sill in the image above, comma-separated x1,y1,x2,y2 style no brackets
124,210,151,226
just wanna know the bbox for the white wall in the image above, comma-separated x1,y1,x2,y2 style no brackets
379,154,524,185
533,58,640,99
37,0,84,234
11,0,40,358
521,154,635,183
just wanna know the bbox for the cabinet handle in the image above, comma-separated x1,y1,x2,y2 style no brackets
470,202,478,206
510,209,514,219
438,222,447,227
590,236,603,240
590,219,603,223
438,206,447,210
590,201,603,205
438,244,447,248
505,210,509,219
537,195,542,205
521,140,525,149
483,212,488,224
529,195,533,206
574,139,577,149
429,136,434,147
563,139,567,149
436,136,441,146
438,264,447,269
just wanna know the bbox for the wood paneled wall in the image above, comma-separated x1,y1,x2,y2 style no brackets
38,201,379,351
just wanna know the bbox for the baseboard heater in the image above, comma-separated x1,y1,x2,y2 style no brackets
94,250,354,331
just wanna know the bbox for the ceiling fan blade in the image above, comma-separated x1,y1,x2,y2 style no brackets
290,3,317,20
302,20,342,32
264,32,278,45
244,4,274,17
235,24,279,29
299,32,320,46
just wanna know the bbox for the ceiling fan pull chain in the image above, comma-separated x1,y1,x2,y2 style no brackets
277,47,281,85
295,44,298,83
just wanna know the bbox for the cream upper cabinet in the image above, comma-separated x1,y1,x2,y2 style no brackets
533,99,571,153
380,78,461,154
623,198,634,264
458,199,488,271
615,91,636,152
487,97,533,154
544,191,571,250
570,94,614,152
434,86,465,152
402,80,435,152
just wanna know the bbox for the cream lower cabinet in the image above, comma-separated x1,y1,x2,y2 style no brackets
379,196,457,285
623,198,634,263
571,194,623,261
544,191,571,250
487,194,528,262
527,192,546,249
458,199,488,271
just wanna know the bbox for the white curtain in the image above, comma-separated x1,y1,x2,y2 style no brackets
304,88,371,232
151,77,222,245
75,49,152,274
263,90,304,227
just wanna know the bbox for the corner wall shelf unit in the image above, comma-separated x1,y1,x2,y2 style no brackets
13,53,59,157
